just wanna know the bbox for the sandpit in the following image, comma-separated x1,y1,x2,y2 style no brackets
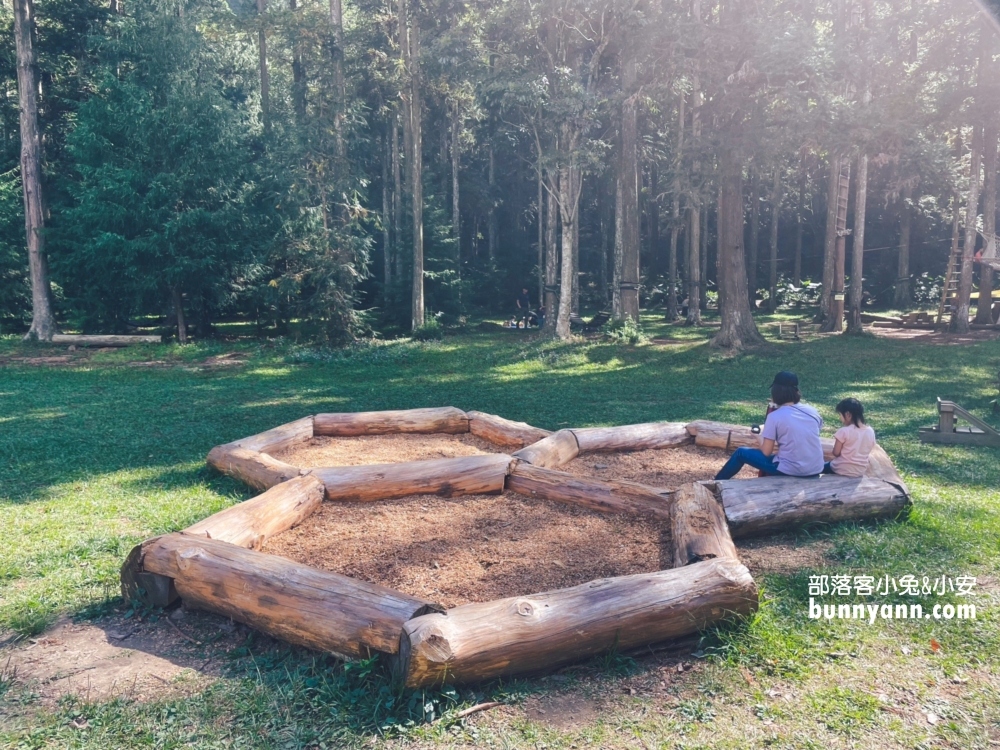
261,492,669,609
561,442,758,486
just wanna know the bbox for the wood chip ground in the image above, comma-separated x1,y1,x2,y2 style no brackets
263,434,757,607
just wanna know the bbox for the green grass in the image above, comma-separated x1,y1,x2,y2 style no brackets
2,314,1000,748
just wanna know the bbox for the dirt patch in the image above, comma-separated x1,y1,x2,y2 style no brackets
200,353,248,368
561,443,757,489
524,691,601,729
271,432,502,467
0,610,247,707
735,534,834,577
262,492,670,608
871,327,1000,344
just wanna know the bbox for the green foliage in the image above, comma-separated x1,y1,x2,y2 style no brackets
411,315,444,341
603,316,648,344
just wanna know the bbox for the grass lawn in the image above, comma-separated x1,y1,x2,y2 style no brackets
1,314,999,749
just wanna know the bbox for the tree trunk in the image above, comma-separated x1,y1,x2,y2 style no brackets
667,91,684,321
392,114,403,285
822,159,850,331
172,286,187,344
700,203,708,310
451,101,461,273
14,0,55,341
400,0,424,330
975,119,997,324
649,161,659,278
818,157,839,323
616,52,640,321
487,144,497,264
290,0,306,124
893,184,912,307
555,155,581,339
329,0,345,159
747,170,760,307
712,150,764,350
571,208,580,314
537,157,544,307
767,169,781,312
382,131,392,291
612,164,624,316
314,406,469,436
544,171,559,331
257,0,270,133
954,122,981,333
846,150,869,334
793,166,804,286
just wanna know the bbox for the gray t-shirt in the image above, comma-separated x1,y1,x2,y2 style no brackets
761,403,825,476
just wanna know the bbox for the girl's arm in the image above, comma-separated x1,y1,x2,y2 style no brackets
761,437,776,456
832,438,844,457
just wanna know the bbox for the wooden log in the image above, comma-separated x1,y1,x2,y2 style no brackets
670,483,738,567
314,407,469,437
120,542,177,607
506,462,673,520
52,334,161,347
717,475,911,539
183,474,325,550
686,421,761,451
396,557,757,687
207,445,302,491
312,454,512,501
511,430,580,469
571,422,692,453
231,416,315,454
135,534,437,657
864,444,909,495
467,411,551,448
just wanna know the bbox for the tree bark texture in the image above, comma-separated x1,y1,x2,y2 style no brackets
207,446,302,491
670,482,738,568
314,407,469,436
511,429,580,469
767,169,780,312
794,163,805,286
826,160,850,332
717,476,910,539
467,411,551,449
893,184,912,307
712,150,763,350
818,158,839,323
312,454,512,502
570,422,691,453
396,558,757,687
392,114,403,284
846,149,869,334
451,101,461,269
975,119,997,323
13,0,56,341
257,0,270,133
616,51,640,321
400,0,424,330
382,131,392,290
488,144,497,264
747,170,760,307
555,147,582,339
127,534,436,658
505,462,674,520
666,91,684,321
542,171,560,330
183,474,324,550
954,123,982,333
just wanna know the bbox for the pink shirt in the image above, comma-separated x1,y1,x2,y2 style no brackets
830,423,876,477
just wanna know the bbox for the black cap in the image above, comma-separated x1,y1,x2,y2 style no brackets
771,370,799,388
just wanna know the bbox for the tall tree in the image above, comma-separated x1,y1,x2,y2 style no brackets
974,115,997,324
614,44,639,321
13,0,55,340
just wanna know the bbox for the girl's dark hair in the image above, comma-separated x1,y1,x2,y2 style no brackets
836,398,865,426
771,383,801,405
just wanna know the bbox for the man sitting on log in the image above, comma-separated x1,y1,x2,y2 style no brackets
714,371,824,480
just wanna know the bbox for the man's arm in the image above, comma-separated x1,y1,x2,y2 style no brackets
760,437,776,456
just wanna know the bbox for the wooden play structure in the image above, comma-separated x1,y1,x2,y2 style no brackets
919,398,1000,447
121,408,910,688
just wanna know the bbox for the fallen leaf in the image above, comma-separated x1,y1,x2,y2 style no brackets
930,638,941,652
739,666,757,686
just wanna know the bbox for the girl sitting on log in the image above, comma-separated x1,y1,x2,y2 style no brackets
823,398,876,477
715,371,825,480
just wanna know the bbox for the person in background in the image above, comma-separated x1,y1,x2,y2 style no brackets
824,398,876,477
714,371,825,480
516,287,531,325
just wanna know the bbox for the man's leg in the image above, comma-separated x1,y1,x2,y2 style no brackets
715,447,781,480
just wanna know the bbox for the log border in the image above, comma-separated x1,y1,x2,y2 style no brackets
119,409,910,686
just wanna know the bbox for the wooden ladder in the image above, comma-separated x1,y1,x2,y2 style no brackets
935,247,962,327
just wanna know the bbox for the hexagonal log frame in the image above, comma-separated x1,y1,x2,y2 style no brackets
121,409,911,688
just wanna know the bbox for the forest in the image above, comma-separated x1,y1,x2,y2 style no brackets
3,0,1000,348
